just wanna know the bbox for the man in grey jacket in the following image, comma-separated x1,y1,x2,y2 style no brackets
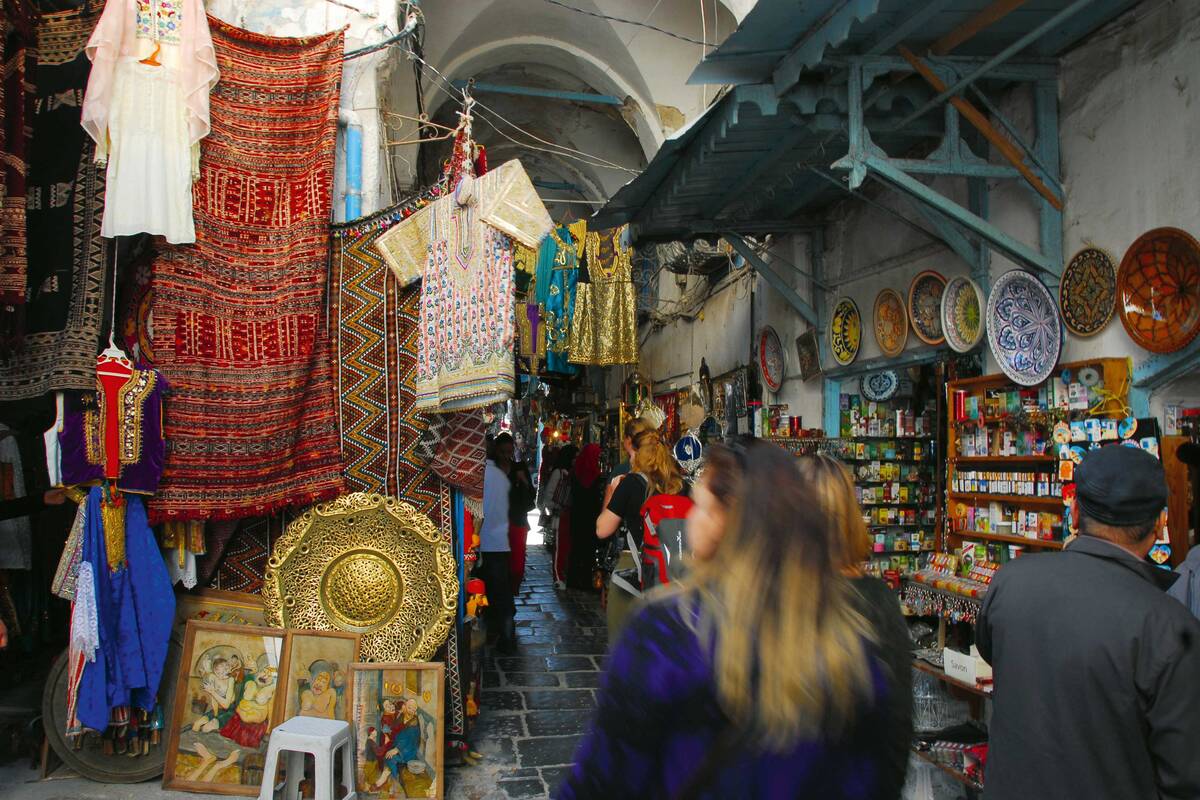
977,445,1200,800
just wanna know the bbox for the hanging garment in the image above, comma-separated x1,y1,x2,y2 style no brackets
570,226,639,366
52,500,87,600
0,7,109,401
374,160,553,412
147,18,345,522
160,519,204,587
74,486,175,733
81,0,218,243
0,424,32,569
0,0,37,346
58,367,166,495
535,224,582,375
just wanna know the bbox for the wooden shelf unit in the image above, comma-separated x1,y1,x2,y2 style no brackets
944,358,1132,559
911,747,984,792
912,659,993,698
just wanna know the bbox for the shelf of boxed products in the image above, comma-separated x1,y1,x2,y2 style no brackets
947,491,1064,511
950,454,1056,464
951,529,1064,550
912,658,992,698
910,746,985,792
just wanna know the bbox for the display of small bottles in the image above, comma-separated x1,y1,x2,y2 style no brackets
951,469,1061,497
849,440,928,461
856,483,933,506
956,425,1049,458
841,395,933,438
953,503,1063,541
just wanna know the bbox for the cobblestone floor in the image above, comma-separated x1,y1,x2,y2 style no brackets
446,538,606,800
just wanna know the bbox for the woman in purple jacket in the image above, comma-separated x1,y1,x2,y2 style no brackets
558,441,896,800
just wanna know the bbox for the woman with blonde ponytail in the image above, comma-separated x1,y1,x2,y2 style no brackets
560,441,899,800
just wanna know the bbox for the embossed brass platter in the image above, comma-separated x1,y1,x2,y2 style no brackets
262,493,458,662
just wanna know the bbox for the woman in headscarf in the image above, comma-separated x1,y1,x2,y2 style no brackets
567,444,605,591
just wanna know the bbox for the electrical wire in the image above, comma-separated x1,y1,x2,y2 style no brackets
537,0,716,47
409,50,642,175
623,0,667,47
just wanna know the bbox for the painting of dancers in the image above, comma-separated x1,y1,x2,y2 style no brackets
164,621,286,795
349,662,445,799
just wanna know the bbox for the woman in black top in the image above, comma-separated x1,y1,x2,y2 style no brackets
596,428,687,556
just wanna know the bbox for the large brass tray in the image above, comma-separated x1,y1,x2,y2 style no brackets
262,493,458,662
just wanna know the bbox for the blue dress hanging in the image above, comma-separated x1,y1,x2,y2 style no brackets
535,225,580,375
75,487,175,732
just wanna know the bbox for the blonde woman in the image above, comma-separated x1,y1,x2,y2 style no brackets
796,453,914,799
560,441,896,799
596,427,686,552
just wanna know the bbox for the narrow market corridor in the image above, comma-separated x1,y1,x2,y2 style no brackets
448,540,605,800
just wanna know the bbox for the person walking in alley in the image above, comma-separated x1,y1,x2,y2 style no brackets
479,434,517,654
977,444,1200,799
559,441,895,799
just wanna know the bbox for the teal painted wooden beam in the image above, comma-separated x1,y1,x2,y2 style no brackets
726,234,819,327
822,346,949,381
773,0,882,94
1133,339,1200,391
451,80,623,106
837,152,1058,276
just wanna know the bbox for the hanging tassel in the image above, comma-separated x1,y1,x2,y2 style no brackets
100,485,127,572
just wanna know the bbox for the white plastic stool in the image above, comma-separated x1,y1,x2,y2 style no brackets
258,716,356,800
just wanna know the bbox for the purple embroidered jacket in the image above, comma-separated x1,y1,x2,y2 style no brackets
556,593,902,800
59,368,166,494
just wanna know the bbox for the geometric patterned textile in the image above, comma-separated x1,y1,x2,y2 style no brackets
211,515,281,594
1,0,37,344
430,411,488,501
0,7,107,400
148,18,346,521
330,198,448,527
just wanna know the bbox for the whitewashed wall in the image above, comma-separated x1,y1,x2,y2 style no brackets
639,0,1200,428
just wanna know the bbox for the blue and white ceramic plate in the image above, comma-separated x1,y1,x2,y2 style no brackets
987,270,1062,387
861,370,899,402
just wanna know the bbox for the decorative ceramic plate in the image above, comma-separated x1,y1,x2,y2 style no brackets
829,297,862,366
908,270,947,345
1060,247,1117,337
941,276,984,353
263,493,458,662
873,288,908,357
1117,227,1200,353
861,370,899,402
987,270,1063,386
758,326,785,392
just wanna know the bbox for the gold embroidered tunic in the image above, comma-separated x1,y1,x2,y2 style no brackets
569,225,639,365
374,160,552,412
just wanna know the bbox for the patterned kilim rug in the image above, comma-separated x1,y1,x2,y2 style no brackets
330,198,449,527
148,17,345,522
0,8,107,400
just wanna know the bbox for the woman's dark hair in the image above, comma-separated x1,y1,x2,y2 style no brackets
555,445,579,470
488,432,514,462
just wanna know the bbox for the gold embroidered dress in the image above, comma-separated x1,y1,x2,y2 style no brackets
375,160,552,412
570,225,638,365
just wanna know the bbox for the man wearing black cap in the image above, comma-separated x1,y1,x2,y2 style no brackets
977,445,1200,800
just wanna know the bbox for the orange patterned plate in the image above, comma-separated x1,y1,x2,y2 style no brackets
1117,227,1200,354
873,288,908,357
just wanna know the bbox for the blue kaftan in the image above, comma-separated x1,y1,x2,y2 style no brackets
76,487,175,732
535,226,580,375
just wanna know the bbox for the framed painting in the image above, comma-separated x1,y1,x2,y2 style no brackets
175,588,267,630
349,663,445,800
275,630,361,726
795,329,821,380
164,621,286,796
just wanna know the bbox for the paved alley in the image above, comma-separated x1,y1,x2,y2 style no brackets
447,539,607,799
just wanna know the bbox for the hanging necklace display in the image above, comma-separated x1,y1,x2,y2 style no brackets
941,276,984,353
873,288,908,357
1059,246,1117,337
1116,227,1200,353
829,297,861,366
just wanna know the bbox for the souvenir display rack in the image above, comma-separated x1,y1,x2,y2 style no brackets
840,393,940,575
945,357,1133,565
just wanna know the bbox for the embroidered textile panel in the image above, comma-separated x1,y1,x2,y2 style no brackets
0,0,37,341
0,8,107,400
148,17,345,521
329,200,447,527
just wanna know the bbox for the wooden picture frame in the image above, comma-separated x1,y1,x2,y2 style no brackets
175,588,267,630
164,621,286,796
348,662,446,800
274,630,361,727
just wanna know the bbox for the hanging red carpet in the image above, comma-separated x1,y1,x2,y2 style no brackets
330,198,449,527
149,17,345,522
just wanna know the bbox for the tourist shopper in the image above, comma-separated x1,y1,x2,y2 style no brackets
597,427,687,551
797,454,913,797
492,434,536,596
977,445,1200,800
545,445,578,586
559,441,892,799
566,444,605,590
479,435,517,654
